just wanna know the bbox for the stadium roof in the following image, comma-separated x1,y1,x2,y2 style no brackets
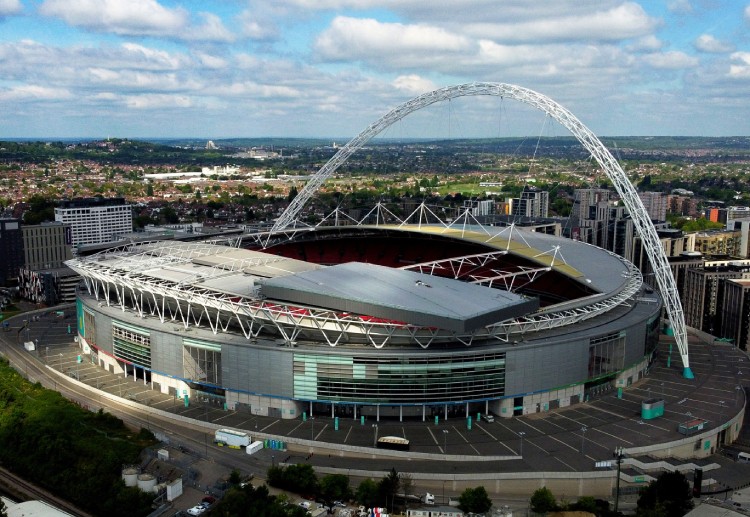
258,262,539,332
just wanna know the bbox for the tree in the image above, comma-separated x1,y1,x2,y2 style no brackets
377,468,401,512
636,471,694,517
568,496,598,514
400,472,415,507
530,486,558,514
458,486,492,514
228,468,242,486
22,195,55,224
288,186,298,202
266,463,319,496
160,206,179,224
356,478,379,509
319,473,352,503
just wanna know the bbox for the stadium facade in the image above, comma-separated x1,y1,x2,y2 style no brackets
67,223,661,421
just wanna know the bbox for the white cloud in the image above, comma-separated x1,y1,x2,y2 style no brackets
0,85,72,101
628,35,664,52
694,34,734,53
120,43,185,70
642,50,698,69
392,75,437,95
39,0,187,37
278,0,657,43
194,52,227,70
459,3,658,43
237,10,279,41
0,0,21,16
745,5,750,23
183,12,234,43
123,93,194,109
667,0,693,14
315,17,471,62
38,0,233,42
211,81,301,99
729,51,750,78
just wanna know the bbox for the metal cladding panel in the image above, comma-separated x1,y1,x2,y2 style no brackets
150,332,183,378
505,340,589,395
222,343,294,398
258,262,538,332
95,314,113,355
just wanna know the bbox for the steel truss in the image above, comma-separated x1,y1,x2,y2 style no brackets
69,236,643,350
272,82,691,376
399,251,554,292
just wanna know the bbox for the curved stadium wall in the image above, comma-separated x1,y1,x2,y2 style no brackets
71,225,662,420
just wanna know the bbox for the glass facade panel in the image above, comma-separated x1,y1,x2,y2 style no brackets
183,341,222,385
588,332,626,378
293,352,505,403
112,322,151,367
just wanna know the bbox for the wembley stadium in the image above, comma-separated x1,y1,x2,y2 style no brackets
66,218,662,422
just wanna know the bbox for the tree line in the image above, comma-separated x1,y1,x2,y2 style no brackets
0,357,157,516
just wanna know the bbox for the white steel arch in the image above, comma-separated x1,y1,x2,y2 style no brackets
273,81,693,378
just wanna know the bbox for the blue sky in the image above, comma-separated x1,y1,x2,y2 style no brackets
0,0,748,139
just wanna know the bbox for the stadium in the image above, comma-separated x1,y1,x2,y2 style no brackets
66,83,677,424
66,214,662,422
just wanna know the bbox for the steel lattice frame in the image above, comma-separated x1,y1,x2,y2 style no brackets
69,231,644,350
272,82,691,377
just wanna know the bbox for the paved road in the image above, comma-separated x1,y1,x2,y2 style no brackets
4,305,750,504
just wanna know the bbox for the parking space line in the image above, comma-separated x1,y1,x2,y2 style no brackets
260,420,280,433
427,426,438,446
314,423,328,440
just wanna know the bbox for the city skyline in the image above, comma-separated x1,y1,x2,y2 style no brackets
0,0,749,139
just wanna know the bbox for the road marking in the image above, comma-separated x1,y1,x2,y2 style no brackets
427,426,438,445
261,420,279,433
314,423,328,440
451,425,481,455
214,412,235,423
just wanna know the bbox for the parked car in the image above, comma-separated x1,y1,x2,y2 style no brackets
186,505,206,516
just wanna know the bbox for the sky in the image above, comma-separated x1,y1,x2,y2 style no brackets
0,0,749,139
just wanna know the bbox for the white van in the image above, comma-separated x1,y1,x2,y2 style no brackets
738,452,750,463
485,414,495,423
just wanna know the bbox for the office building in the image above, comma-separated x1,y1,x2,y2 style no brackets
0,218,24,286
54,197,132,248
22,222,73,270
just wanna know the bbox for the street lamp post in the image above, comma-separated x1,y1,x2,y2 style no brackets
310,416,314,441
614,446,625,513
442,429,449,454
442,480,447,505
580,426,587,454
737,385,743,406
518,431,526,457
